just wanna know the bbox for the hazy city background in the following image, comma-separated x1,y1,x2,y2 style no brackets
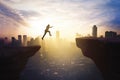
0,0,120,80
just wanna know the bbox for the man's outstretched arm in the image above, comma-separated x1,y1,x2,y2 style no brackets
49,26,53,28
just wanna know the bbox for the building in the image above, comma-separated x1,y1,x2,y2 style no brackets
18,35,22,45
56,31,60,40
105,31,117,38
23,35,27,46
0,38,5,47
92,25,97,37
11,37,20,46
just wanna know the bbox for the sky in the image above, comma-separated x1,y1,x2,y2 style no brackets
0,0,120,40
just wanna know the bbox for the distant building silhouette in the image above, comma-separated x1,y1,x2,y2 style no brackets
4,37,9,45
11,37,16,44
23,35,27,46
117,34,120,39
27,38,34,46
100,35,104,38
0,38,4,47
18,35,22,45
11,37,18,46
92,25,97,37
105,31,117,38
56,31,60,40
76,33,81,38
0,35,42,47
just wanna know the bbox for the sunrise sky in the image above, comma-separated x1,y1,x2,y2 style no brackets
0,0,120,40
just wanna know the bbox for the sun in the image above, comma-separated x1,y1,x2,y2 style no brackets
26,16,97,41
27,18,56,38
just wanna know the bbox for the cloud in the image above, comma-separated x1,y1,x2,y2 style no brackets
104,0,120,29
1,0,120,37
64,0,120,29
0,2,30,36
18,10,41,18
0,2,28,26
2,0,21,3
1,0,115,26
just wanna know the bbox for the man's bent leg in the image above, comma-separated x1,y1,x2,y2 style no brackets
48,31,52,36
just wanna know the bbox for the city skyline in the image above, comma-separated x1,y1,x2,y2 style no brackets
0,0,120,41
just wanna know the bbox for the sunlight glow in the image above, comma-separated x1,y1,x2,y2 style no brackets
27,18,57,38
1,0,119,41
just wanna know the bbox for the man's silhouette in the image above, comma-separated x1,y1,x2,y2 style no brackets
42,24,52,40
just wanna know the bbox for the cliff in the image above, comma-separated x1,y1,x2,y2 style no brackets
0,46,40,80
76,38,120,80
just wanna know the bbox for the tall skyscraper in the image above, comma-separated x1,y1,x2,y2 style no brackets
11,37,17,46
56,31,60,40
18,35,22,45
92,25,97,37
23,35,27,46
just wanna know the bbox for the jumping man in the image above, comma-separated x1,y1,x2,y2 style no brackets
42,24,52,40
